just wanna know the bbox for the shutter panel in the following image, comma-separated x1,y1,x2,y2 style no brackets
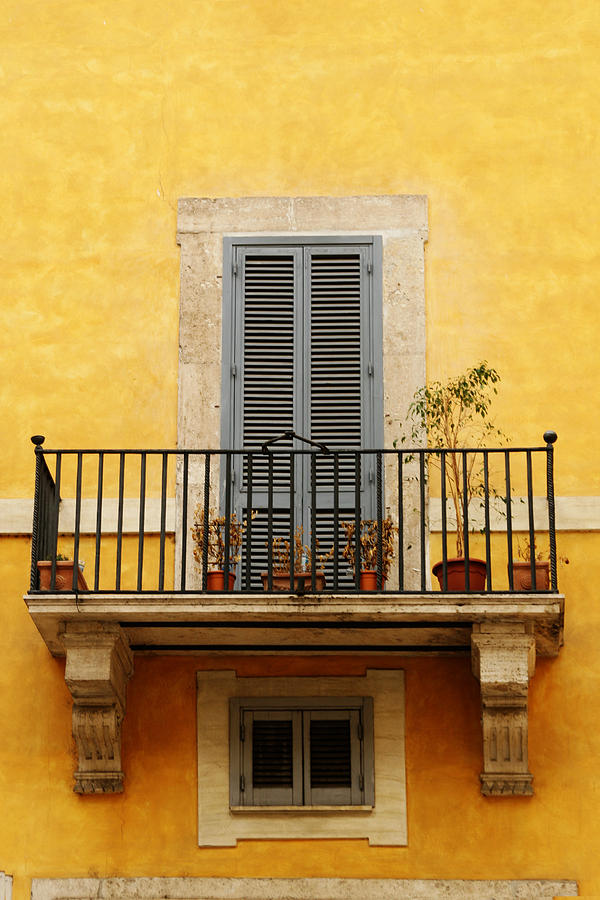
309,251,363,450
303,709,362,805
242,709,303,806
241,250,300,490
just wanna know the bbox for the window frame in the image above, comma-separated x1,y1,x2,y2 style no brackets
230,696,375,809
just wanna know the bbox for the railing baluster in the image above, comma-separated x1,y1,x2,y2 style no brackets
333,453,340,590
51,452,61,590
545,431,558,591
73,452,83,591
483,450,492,590
223,453,232,588
116,452,125,590
289,452,295,592
30,436,45,590
310,453,317,592
440,451,447,591
462,451,470,591
245,453,253,590
526,449,536,590
137,452,146,591
419,451,426,592
376,451,383,591
397,451,404,591
180,452,189,590
94,452,104,591
158,451,168,591
505,450,514,590
202,453,210,591
267,453,274,591
354,452,361,590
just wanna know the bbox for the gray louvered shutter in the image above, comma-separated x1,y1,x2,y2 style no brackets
303,246,374,584
230,247,302,587
242,709,303,806
223,238,381,588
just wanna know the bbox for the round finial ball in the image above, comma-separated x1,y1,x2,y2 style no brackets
31,435,45,446
543,430,558,444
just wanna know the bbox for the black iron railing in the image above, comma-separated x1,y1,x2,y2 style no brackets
28,432,559,594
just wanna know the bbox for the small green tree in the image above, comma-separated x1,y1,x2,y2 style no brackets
402,361,505,558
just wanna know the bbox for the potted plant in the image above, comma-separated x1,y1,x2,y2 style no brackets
512,536,569,591
37,553,87,591
261,526,332,592
401,361,506,591
191,506,255,590
341,518,398,589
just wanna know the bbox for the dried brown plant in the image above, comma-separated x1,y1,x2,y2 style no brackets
269,525,333,573
341,518,398,579
191,506,256,570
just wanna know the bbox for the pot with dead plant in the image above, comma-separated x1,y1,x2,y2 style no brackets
512,535,568,591
341,517,398,590
261,525,333,592
191,506,255,590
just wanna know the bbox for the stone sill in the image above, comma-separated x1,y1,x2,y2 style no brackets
230,805,374,814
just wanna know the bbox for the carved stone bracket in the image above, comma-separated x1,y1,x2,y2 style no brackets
471,625,536,797
63,622,134,794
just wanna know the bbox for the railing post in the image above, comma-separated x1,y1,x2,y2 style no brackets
544,430,558,591
29,435,45,590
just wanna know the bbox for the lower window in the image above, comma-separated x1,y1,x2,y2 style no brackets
230,697,374,807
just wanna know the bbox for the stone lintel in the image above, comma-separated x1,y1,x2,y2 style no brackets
62,623,133,794
472,628,536,797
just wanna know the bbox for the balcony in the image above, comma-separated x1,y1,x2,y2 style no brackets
24,433,565,795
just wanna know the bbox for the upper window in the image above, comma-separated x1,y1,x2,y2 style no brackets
229,696,374,808
176,195,428,591
220,236,384,586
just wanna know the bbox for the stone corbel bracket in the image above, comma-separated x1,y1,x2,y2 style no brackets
62,622,133,794
471,624,536,797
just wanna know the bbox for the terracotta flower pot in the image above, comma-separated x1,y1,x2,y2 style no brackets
261,571,326,592
359,570,386,591
37,560,88,591
432,557,487,591
511,560,549,591
206,570,235,591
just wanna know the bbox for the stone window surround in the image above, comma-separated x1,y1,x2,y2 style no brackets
175,195,428,587
196,669,406,847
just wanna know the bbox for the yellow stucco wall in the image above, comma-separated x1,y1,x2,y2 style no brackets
2,0,598,491
2,534,598,894
2,0,599,895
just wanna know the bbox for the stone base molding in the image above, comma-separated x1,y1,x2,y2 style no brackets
30,876,579,899
472,625,536,797
63,622,134,793
0,873,12,900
